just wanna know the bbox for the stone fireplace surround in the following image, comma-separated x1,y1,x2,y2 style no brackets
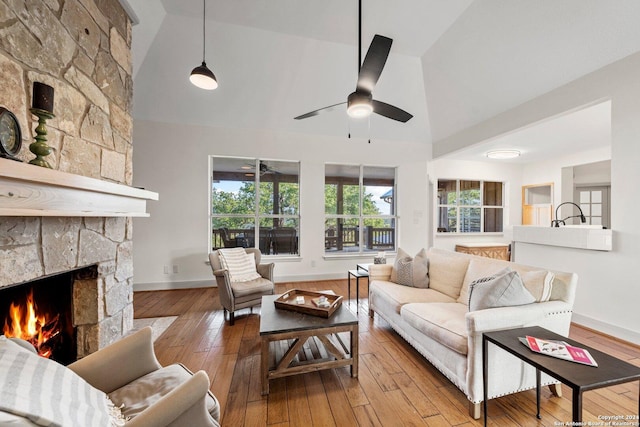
1,216,133,358
0,161,157,358
0,0,146,358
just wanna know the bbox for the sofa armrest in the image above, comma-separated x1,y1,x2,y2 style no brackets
465,300,573,334
369,264,393,281
68,326,162,393
126,370,218,427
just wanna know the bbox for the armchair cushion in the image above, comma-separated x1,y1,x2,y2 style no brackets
109,363,219,422
0,336,113,426
218,248,261,282
231,277,275,300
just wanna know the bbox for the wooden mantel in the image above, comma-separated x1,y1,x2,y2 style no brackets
0,158,158,217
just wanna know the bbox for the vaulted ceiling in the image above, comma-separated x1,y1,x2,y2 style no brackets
126,0,640,158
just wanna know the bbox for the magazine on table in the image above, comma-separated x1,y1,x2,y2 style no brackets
519,335,598,367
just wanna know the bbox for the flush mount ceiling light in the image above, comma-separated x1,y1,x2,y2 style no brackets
486,150,521,159
190,0,218,90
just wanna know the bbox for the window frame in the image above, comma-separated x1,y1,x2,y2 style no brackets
324,163,397,257
436,178,504,234
208,156,300,257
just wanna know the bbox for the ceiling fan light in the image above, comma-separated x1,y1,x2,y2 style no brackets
486,150,521,159
190,62,218,90
347,91,373,118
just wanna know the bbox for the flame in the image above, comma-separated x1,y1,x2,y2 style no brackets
3,290,59,358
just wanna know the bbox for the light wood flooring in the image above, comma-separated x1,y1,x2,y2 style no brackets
133,280,640,426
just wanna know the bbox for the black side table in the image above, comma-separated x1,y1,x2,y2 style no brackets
482,326,640,426
347,266,369,312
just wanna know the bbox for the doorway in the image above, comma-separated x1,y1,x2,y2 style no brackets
574,186,610,228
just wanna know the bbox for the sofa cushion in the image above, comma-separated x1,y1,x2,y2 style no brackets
0,336,112,427
520,270,555,302
390,248,429,288
401,302,469,355
426,248,470,299
468,268,536,311
218,248,262,282
109,363,219,421
369,281,455,314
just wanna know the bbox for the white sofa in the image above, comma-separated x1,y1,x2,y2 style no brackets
368,248,577,418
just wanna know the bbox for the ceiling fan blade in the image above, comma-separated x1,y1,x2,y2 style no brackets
356,35,393,94
294,102,346,120
372,100,413,123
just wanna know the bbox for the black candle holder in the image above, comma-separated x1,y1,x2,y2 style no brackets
29,108,55,168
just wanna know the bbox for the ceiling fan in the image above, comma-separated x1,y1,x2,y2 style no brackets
294,0,413,123
241,161,280,176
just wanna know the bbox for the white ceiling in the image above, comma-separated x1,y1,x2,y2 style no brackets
439,101,612,164
126,0,640,163
160,0,474,57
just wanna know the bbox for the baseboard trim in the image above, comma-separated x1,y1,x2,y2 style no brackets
134,272,348,292
134,280,214,292
276,272,346,283
572,313,640,346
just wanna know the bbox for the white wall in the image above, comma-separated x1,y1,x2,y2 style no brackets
132,120,430,290
431,52,640,344
522,146,611,210
427,158,523,251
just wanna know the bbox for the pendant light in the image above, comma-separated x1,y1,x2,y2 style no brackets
190,0,218,90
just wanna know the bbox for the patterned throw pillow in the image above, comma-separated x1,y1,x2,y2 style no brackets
218,248,262,282
391,248,429,288
468,267,536,311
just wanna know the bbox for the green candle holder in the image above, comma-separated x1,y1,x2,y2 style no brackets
29,108,54,168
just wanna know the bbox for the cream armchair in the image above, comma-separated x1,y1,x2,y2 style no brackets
1,327,220,426
70,327,220,426
209,248,275,325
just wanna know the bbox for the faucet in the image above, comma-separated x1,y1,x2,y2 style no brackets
551,202,587,227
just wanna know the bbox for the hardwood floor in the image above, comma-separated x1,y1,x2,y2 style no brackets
133,281,640,426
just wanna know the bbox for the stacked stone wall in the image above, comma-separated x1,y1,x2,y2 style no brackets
0,0,134,357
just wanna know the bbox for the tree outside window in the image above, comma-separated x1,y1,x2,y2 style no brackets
325,164,396,255
210,157,300,256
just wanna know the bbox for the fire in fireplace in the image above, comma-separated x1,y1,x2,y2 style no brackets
0,271,76,364
3,288,61,358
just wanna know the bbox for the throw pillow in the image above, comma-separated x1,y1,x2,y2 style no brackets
390,248,429,288
520,270,555,302
468,268,536,311
218,248,262,282
0,336,113,426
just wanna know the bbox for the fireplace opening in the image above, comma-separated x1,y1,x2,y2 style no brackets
1,271,76,365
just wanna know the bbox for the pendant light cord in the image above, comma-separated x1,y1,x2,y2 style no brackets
202,0,206,63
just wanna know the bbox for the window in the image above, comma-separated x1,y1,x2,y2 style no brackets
210,157,300,256
325,164,396,255
437,179,503,233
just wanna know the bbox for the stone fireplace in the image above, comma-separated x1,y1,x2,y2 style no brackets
0,0,154,357
0,216,135,358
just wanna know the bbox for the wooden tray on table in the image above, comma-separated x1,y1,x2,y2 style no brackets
274,289,343,318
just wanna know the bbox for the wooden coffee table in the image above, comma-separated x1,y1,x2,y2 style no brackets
259,294,359,395
483,326,640,425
